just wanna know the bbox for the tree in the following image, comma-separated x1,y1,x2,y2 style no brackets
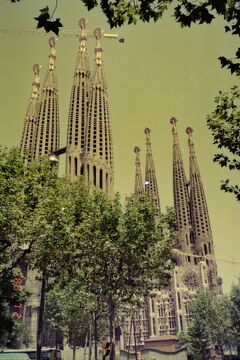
59,191,173,360
230,277,240,349
207,86,240,201
0,147,34,346
180,291,235,360
19,171,89,360
0,147,89,356
46,281,92,360
45,280,108,360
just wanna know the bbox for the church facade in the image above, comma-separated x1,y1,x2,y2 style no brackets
19,19,222,351
121,120,222,352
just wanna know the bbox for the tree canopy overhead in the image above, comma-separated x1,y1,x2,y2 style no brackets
207,86,240,201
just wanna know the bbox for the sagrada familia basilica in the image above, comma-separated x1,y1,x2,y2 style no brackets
19,18,222,355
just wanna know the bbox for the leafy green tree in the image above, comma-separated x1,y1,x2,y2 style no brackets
230,277,240,347
20,173,89,360
207,86,240,201
0,269,28,347
0,147,89,356
0,147,33,346
45,279,109,360
60,191,173,360
180,291,235,360
46,281,92,360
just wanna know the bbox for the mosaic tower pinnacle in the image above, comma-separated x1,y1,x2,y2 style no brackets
33,37,60,160
144,127,161,218
83,27,114,195
20,64,40,165
66,18,91,180
170,117,193,265
186,127,220,292
134,146,144,196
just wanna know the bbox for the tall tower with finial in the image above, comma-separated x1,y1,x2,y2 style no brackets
20,64,40,165
170,117,193,265
144,128,161,219
33,37,60,160
134,146,144,196
186,127,220,292
83,27,114,195
66,18,91,180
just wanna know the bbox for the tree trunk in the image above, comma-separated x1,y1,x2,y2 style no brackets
94,312,98,360
89,324,92,360
237,345,240,355
132,315,138,360
72,344,76,360
55,329,58,360
36,272,47,360
109,302,116,360
127,315,133,360
83,333,88,360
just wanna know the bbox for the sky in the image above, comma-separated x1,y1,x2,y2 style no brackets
0,0,239,293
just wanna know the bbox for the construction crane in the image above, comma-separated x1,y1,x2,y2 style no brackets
0,25,125,42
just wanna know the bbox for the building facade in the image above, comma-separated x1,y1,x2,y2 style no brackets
20,20,114,347
121,118,222,352
19,20,221,352
20,36,61,347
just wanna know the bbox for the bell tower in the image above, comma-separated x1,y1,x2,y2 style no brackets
83,27,114,195
144,128,161,219
20,64,40,165
134,146,144,196
33,37,60,160
186,127,220,293
170,117,193,265
66,19,91,180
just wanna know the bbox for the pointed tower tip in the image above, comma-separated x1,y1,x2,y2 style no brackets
144,127,151,135
78,18,88,56
134,146,140,154
48,37,57,71
49,36,56,48
31,64,40,98
170,117,178,136
186,127,194,147
94,27,103,40
186,127,193,135
79,18,87,30
170,117,177,125
94,27,103,66
33,63,40,75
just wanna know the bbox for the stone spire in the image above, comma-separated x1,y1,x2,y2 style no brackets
20,64,40,165
186,127,220,292
83,27,113,195
66,18,91,180
170,117,193,265
134,146,144,196
144,128,161,219
33,37,60,160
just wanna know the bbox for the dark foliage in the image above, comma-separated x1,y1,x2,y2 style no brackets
34,7,63,36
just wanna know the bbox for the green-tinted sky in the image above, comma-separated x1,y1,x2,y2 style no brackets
0,1,239,292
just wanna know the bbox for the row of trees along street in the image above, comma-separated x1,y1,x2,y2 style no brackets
1,147,240,360
2,1,240,359
0,147,174,360
179,284,240,360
